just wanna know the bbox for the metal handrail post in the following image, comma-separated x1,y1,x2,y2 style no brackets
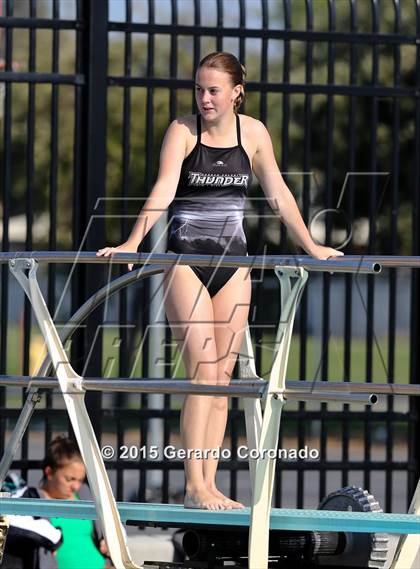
247,267,308,569
9,258,141,569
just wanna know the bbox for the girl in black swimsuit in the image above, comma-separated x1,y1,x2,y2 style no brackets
97,52,343,511
167,112,251,297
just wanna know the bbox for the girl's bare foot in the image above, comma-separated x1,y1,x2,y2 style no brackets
184,488,232,510
206,484,245,509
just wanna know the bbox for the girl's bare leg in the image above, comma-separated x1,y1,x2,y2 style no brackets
164,264,229,510
203,268,251,508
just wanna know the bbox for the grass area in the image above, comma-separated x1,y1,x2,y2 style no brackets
283,334,410,384
5,324,411,383
103,329,411,384
3,326,411,438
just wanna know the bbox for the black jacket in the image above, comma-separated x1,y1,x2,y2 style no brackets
2,486,62,569
3,484,106,569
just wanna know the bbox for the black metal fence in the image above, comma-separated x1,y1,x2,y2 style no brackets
0,0,419,512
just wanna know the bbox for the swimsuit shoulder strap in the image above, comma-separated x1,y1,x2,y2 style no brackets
236,114,242,147
196,114,201,143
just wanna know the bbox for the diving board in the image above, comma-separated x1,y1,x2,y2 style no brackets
1,498,420,535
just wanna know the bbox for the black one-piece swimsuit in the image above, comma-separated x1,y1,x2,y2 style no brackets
168,114,252,297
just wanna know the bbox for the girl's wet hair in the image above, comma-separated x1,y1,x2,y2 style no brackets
198,52,246,112
41,435,82,480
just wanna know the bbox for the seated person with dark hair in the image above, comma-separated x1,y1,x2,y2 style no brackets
2,436,108,569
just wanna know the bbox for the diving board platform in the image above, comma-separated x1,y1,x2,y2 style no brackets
1,252,420,569
1,498,420,535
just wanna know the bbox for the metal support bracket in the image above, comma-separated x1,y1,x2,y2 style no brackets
8,259,141,569
239,266,308,569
